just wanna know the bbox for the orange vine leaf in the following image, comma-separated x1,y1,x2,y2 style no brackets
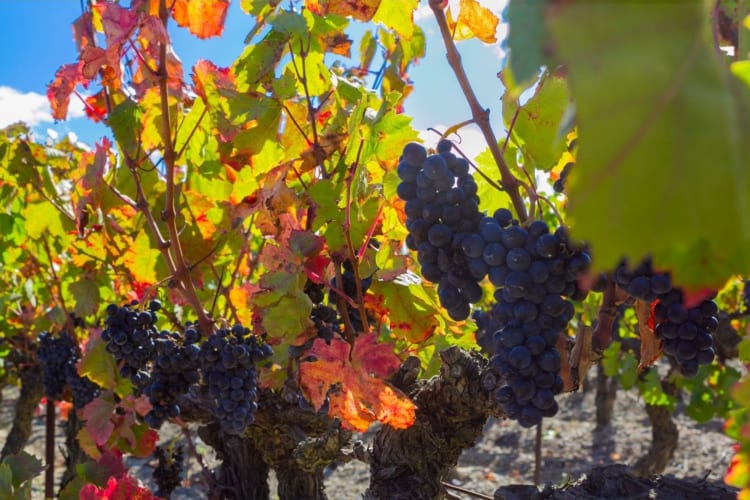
307,0,381,21
47,63,83,120
298,333,417,431
449,0,499,43
171,0,229,39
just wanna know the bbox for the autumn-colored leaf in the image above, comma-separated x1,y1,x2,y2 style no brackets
84,90,109,122
92,2,139,47
325,33,353,57
298,334,416,431
172,0,229,39
47,63,82,120
192,59,235,101
80,474,160,500
635,299,662,372
307,0,381,21
82,397,117,448
449,0,499,43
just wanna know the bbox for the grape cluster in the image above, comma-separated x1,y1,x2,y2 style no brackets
65,363,101,409
306,280,340,343
38,331,75,399
613,260,716,377
143,326,202,429
199,325,273,435
484,215,591,427
473,308,501,356
153,444,184,498
397,140,484,320
37,331,100,408
102,300,161,386
328,260,374,333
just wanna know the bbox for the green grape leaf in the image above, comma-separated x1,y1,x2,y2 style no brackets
371,280,439,343
25,202,68,240
638,369,674,408
550,2,750,289
79,337,133,398
68,279,101,318
4,452,44,489
601,341,621,378
504,0,546,95
502,72,570,171
373,0,417,40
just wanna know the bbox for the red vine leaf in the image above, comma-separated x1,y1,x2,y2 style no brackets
171,0,229,39
299,333,416,431
92,2,139,47
47,63,83,120
80,474,160,500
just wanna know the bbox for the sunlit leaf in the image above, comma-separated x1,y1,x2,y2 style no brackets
171,0,229,39
550,2,750,289
299,334,416,431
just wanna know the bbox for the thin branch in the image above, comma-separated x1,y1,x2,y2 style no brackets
334,262,357,348
157,0,212,334
124,153,178,277
343,139,370,334
175,105,208,162
428,0,528,222
440,481,493,500
40,237,76,333
281,103,312,146
175,418,216,491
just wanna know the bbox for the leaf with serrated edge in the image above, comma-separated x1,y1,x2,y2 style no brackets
298,334,416,431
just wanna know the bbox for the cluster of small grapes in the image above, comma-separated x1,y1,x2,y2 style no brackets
613,260,716,376
305,280,340,344
152,444,184,498
328,260,374,333
102,300,161,387
65,362,101,409
199,325,273,435
37,331,100,408
472,308,502,355
485,216,590,427
397,140,484,320
142,326,202,429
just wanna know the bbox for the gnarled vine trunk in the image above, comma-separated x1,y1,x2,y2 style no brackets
1,353,43,460
186,388,351,500
365,348,504,500
198,423,270,500
631,377,679,476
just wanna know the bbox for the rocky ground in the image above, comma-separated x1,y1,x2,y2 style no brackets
1,367,738,499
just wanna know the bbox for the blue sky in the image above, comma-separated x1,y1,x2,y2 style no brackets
0,1,508,158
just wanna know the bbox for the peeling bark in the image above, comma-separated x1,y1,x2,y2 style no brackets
198,422,270,500
365,348,504,500
189,388,350,500
1,357,43,460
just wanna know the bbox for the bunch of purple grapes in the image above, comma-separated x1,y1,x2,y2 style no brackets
482,215,591,427
199,325,273,435
613,259,716,376
396,140,485,320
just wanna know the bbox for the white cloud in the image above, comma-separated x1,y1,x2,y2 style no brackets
414,4,433,22
418,125,489,161
0,86,86,129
